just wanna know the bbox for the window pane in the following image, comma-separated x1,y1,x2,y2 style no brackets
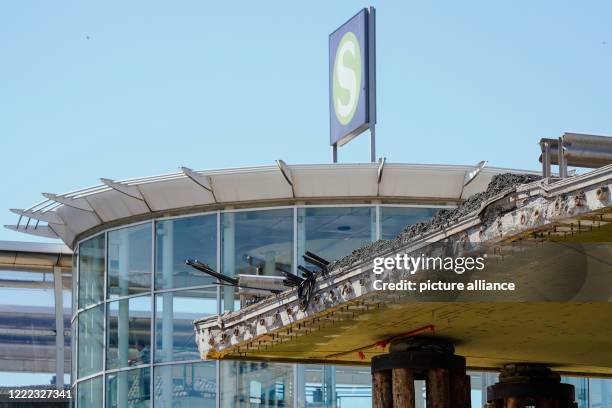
79,235,105,308
221,209,293,312
77,304,104,378
108,223,152,298
71,319,77,385
220,361,293,408
106,296,151,370
297,207,375,263
155,214,217,290
106,367,151,408
73,250,78,314
562,376,588,408
154,362,216,407
589,378,612,408
335,366,372,408
380,207,440,240
155,289,217,363
77,375,103,408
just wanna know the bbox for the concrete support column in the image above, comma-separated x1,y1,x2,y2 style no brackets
53,266,65,389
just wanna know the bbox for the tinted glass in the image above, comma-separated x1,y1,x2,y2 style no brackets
380,206,440,240
155,289,217,363
107,223,152,298
106,367,151,408
77,304,104,378
155,214,217,290
106,296,151,370
79,234,105,308
297,207,374,264
154,362,216,407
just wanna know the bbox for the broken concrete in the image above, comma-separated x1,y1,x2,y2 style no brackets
193,165,612,376
329,173,542,272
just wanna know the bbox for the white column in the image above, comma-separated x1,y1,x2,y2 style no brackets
53,266,64,389
117,229,130,408
222,213,235,312
296,209,306,268
221,213,236,407
161,222,174,406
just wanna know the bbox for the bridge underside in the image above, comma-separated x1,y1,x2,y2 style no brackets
195,167,612,378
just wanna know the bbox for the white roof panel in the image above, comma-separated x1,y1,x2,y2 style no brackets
6,162,538,247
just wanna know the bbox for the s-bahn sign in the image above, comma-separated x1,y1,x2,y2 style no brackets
329,7,376,147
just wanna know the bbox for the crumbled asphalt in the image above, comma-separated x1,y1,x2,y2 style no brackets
327,173,542,272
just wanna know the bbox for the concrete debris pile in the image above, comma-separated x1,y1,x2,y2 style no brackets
329,173,542,272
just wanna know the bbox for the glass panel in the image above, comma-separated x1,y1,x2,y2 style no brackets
155,289,217,363
563,376,588,408
108,223,152,298
380,207,440,240
155,214,217,290
335,366,371,408
77,375,103,408
106,367,151,408
298,364,331,407
73,249,78,314
221,209,293,312
154,361,216,407
71,319,77,386
77,304,104,378
79,234,105,308
220,361,293,408
297,207,375,264
589,378,612,408
106,296,152,370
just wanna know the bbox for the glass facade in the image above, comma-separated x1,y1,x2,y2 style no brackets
71,204,612,408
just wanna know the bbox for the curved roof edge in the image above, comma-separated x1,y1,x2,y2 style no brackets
5,162,538,248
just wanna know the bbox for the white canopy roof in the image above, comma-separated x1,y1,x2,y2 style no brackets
6,162,536,248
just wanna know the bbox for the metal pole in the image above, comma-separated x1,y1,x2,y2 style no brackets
368,7,377,163
370,126,376,163
53,266,65,390
332,144,338,163
541,142,551,178
558,137,568,178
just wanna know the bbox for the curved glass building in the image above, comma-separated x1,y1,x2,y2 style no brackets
8,162,555,407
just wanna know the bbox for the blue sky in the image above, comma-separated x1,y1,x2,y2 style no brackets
1,1,611,242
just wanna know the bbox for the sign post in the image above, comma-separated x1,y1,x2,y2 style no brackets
329,7,376,163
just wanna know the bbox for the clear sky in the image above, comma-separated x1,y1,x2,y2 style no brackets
1,1,611,242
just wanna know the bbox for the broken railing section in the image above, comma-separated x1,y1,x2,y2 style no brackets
283,251,330,311
186,251,331,309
